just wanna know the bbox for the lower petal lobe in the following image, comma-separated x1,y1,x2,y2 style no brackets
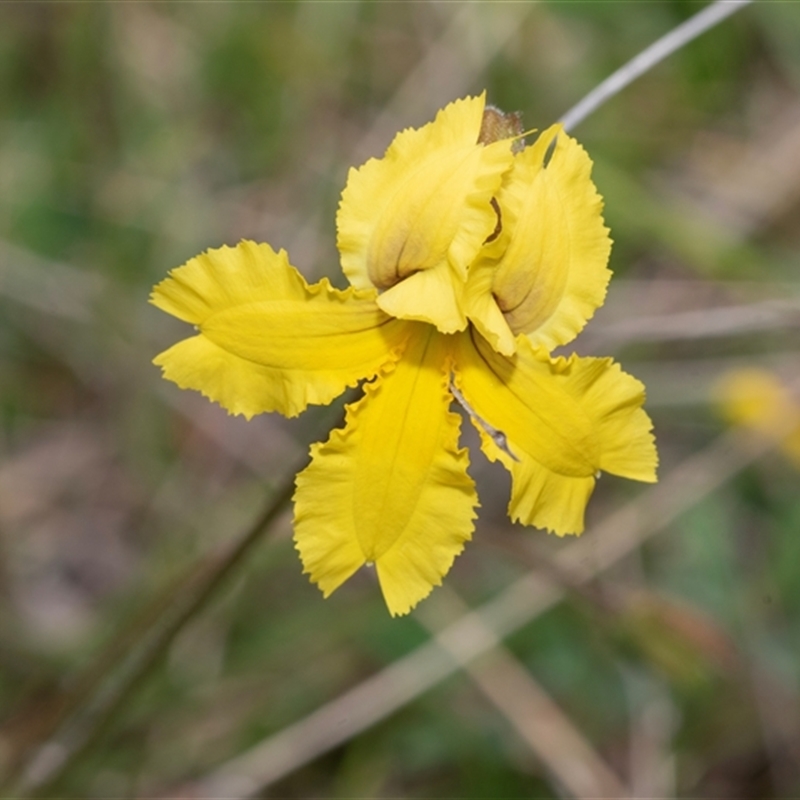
293,325,478,616
151,241,411,419
453,329,656,534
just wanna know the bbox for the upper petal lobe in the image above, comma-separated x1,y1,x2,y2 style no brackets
466,125,612,353
337,94,515,333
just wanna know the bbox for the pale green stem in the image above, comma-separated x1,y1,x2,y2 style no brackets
559,0,754,132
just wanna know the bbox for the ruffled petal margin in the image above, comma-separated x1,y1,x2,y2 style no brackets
337,94,515,334
293,325,478,616
453,329,656,535
151,241,412,419
469,124,612,352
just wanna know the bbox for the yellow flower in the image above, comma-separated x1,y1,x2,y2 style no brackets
151,94,657,616
716,368,800,467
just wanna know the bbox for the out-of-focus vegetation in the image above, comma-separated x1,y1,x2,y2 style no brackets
1,3,799,798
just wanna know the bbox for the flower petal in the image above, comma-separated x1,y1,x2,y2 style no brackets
463,257,517,357
337,94,515,333
473,423,596,535
293,325,478,616
453,330,656,534
469,125,612,351
375,261,466,334
151,240,411,419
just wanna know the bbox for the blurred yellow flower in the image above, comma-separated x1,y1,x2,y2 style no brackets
151,94,657,616
716,368,800,467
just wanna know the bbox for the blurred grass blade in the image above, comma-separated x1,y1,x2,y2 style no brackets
5,467,300,798
417,587,631,800
184,426,780,798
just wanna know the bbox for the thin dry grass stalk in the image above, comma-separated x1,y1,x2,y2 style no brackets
180,426,780,799
416,587,631,800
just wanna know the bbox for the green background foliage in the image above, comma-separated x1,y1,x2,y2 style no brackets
1,2,799,798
